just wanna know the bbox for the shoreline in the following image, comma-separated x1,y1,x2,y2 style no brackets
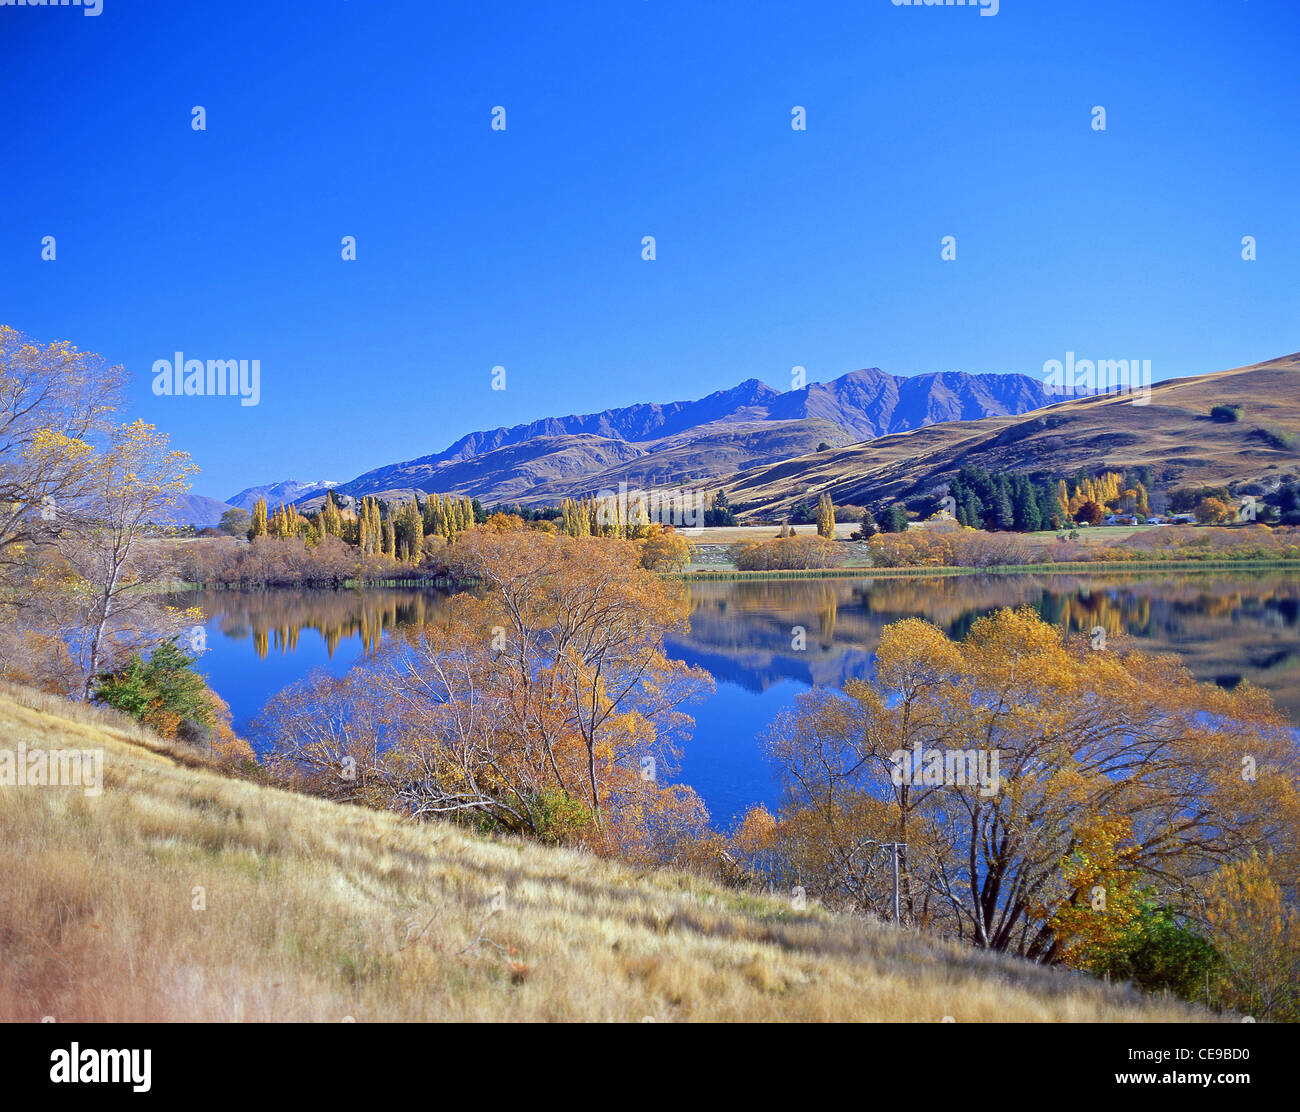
678,559,1300,581
165,558,1300,592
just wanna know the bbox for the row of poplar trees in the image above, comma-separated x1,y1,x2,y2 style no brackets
248,491,481,562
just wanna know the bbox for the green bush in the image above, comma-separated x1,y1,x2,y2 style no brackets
94,639,213,728
531,788,594,844
1255,423,1298,452
1210,404,1243,422
1086,897,1220,1001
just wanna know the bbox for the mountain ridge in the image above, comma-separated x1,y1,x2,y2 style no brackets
311,367,1060,508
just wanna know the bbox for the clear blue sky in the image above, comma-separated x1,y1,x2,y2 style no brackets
2,0,1297,500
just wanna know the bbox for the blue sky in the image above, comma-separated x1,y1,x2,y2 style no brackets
2,0,1297,500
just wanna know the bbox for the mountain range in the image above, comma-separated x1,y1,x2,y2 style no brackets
158,493,239,529
278,368,1060,511
178,357,1300,526
163,480,340,529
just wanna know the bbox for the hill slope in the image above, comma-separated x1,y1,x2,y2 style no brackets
726,353,1300,516
0,685,1205,1022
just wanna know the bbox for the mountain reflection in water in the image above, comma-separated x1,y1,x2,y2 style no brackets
174,571,1300,823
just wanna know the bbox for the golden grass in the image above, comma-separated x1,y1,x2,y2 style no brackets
0,685,1212,1022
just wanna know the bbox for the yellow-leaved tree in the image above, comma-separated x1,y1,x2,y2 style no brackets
0,325,124,577
1202,854,1300,1021
51,420,200,698
757,608,1300,958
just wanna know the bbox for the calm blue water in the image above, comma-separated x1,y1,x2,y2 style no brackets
176,571,1300,826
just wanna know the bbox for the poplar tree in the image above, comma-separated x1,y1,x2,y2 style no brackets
816,492,836,538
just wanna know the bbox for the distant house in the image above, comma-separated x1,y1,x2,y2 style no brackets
1145,516,1166,525
1170,513,1197,525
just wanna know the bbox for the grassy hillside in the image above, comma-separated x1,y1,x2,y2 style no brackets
0,685,1210,1022
727,353,1300,517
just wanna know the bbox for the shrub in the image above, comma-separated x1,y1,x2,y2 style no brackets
1210,404,1243,422
641,526,692,571
732,535,841,571
93,639,214,738
531,788,595,845
1085,899,1220,1001
1255,423,1298,452
1194,496,1233,525
867,528,1035,568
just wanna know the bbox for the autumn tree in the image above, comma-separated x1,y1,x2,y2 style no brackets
560,497,588,537
485,510,525,532
1195,496,1233,525
628,493,651,538
758,608,1300,956
0,325,124,575
640,523,692,572
318,491,343,539
1202,854,1300,1020
1134,481,1151,518
394,499,424,561
264,532,717,859
1074,500,1104,525
816,492,836,539
50,420,202,698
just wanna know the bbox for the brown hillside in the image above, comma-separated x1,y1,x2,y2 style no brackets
725,354,1300,516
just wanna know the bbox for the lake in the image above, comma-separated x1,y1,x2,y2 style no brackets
175,570,1300,826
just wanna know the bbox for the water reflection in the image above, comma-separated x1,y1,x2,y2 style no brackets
194,588,449,659
175,571,1300,821
671,571,1300,718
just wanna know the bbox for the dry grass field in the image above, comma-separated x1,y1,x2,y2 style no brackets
0,685,1213,1022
